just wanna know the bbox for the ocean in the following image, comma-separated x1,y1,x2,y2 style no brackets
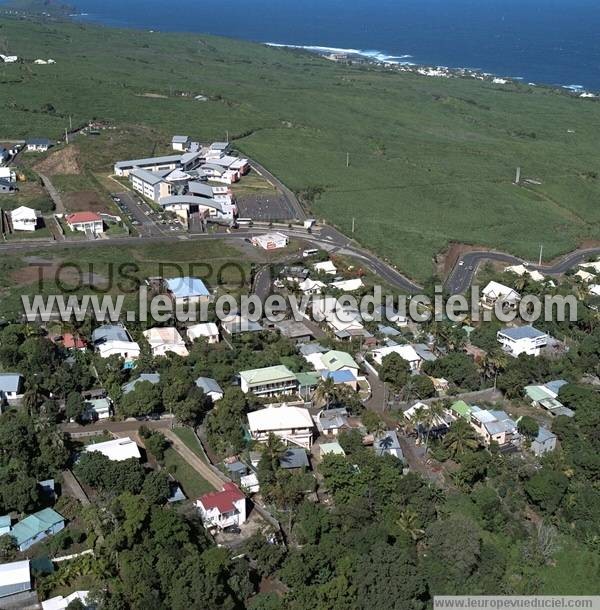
70,0,600,91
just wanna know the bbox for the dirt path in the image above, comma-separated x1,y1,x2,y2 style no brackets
163,429,223,490
62,469,91,506
38,173,65,214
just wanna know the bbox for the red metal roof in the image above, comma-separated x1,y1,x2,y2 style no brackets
198,482,244,514
62,333,87,349
66,212,102,224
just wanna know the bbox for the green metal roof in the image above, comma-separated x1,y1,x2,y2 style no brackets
524,385,552,402
451,400,471,418
321,350,359,372
239,365,296,385
295,372,320,388
11,508,64,547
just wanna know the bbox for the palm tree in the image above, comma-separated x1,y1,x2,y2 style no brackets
261,433,287,471
422,401,446,453
443,419,480,458
314,375,337,409
396,509,425,542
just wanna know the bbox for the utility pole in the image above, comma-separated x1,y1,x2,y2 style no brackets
538,244,543,266
226,130,229,143
346,152,350,168
64,128,69,145
515,166,521,184
69,115,72,130
351,217,355,234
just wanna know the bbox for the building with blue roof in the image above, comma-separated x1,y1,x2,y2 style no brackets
122,373,161,395
531,426,557,456
166,277,210,305
11,508,65,551
0,515,10,536
320,369,358,390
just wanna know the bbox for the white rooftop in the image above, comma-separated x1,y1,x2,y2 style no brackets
247,405,314,432
0,560,30,589
85,437,141,461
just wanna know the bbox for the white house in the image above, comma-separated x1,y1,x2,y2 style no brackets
247,404,314,448
9,206,38,232
481,281,520,310
504,264,546,283
143,327,189,357
85,437,141,461
92,324,140,361
0,560,31,600
0,167,16,182
195,377,224,402
165,277,210,307
531,427,557,456
575,269,595,283
330,278,364,292
26,138,51,152
313,260,337,275
371,344,421,371
186,322,219,343
251,232,289,250
0,54,18,63
195,482,246,530
81,398,112,422
65,211,104,235
468,407,519,447
298,278,326,295
0,373,24,402
239,365,298,397
42,591,90,610
497,326,549,357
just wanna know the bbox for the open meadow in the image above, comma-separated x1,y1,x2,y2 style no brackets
1,15,600,279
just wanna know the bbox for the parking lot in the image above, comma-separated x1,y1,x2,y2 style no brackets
112,192,185,236
236,192,300,221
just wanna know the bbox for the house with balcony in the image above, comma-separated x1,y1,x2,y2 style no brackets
497,326,549,357
469,407,519,447
239,365,299,397
247,404,314,448
142,327,189,358
195,483,246,530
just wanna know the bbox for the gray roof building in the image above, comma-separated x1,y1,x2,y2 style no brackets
499,326,547,341
122,373,161,395
279,448,310,470
373,430,404,460
0,373,23,395
92,324,131,344
195,376,224,396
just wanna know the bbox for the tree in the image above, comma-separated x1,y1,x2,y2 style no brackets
379,353,411,390
423,353,479,391
518,416,539,440
142,471,171,505
524,469,568,514
362,410,386,436
396,509,425,542
144,430,169,462
66,392,86,423
443,419,480,458
314,375,338,408
411,375,436,399
0,534,17,560
119,381,161,418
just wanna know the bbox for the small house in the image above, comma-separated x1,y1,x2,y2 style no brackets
195,377,224,401
0,560,31,601
65,212,104,235
26,139,52,152
11,508,65,551
171,135,191,151
186,322,219,343
85,437,141,461
531,427,557,456
195,482,246,530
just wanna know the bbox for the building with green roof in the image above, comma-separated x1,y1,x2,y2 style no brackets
239,365,298,397
320,350,359,373
11,508,65,551
450,400,472,419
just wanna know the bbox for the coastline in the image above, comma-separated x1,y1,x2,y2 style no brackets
264,42,599,99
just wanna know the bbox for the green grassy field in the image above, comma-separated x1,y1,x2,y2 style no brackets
163,446,214,497
1,15,600,279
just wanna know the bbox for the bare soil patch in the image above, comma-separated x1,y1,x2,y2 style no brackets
63,190,111,214
34,145,82,176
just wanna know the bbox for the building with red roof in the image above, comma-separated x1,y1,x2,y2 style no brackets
65,212,104,235
62,333,87,350
194,482,246,530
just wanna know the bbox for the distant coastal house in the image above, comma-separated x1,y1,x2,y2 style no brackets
25,138,52,153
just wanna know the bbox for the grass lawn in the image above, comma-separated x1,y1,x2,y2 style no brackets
1,17,600,280
173,427,208,463
163,446,215,497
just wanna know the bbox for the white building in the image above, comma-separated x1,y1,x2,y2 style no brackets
251,232,289,250
165,277,210,306
143,327,189,357
129,168,173,202
92,324,140,361
504,264,546,283
371,344,421,371
330,278,364,292
0,373,24,402
186,322,220,343
65,212,104,235
85,437,141,461
313,260,337,275
247,404,314,448
114,154,183,177
0,560,31,600
195,377,224,402
481,281,520,310
82,398,112,422
26,138,51,152
171,135,191,151
10,206,38,231
0,54,18,63
195,482,246,530
497,326,549,357
42,591,89,610
239,365,298,397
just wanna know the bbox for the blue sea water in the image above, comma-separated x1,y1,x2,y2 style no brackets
70,0,600,91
